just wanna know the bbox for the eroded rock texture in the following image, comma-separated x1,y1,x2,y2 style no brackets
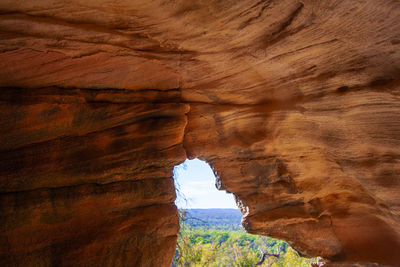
0,0,399,266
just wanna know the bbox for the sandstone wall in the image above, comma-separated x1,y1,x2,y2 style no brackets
0,0,399,266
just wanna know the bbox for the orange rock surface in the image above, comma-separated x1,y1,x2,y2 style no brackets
0,0,399,266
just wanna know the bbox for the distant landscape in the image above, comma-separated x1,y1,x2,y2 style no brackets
183,209,242,230
172,209,322,267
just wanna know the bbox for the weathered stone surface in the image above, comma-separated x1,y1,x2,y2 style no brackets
0,87,187,266
0,0,399,266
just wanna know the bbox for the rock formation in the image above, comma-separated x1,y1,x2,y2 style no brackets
0,0,399,266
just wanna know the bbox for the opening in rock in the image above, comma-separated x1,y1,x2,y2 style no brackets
171,159,322,266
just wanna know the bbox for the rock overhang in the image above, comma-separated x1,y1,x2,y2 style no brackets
0,0,400,266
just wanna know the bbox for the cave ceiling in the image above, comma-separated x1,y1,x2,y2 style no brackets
0,0,400,266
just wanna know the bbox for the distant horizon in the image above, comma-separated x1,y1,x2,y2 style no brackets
174,159,238,209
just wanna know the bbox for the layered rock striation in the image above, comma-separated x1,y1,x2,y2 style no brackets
0,0,399,266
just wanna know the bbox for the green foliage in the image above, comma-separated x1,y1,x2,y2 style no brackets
172,209,321,267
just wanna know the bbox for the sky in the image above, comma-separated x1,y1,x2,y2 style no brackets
174,158,237,209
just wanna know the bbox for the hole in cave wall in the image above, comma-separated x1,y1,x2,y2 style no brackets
170,158,323,266
173,158,236,210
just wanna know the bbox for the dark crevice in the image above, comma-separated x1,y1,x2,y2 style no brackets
336,86,349,93
237,1,272,30
261,1,304,48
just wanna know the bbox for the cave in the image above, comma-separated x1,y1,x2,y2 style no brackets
0,1,400,266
